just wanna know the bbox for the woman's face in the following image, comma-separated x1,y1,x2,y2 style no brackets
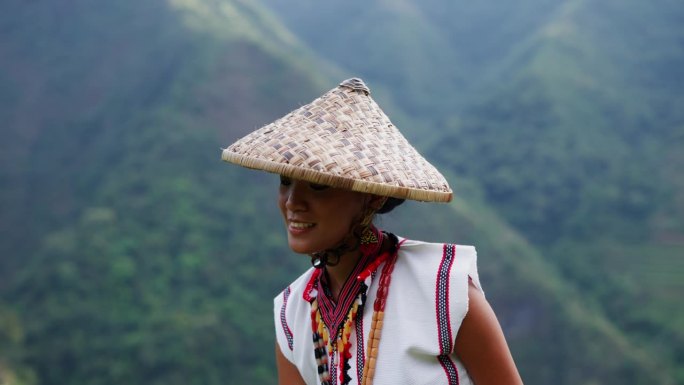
278,176,369,254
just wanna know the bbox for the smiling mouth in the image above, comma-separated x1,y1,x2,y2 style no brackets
289,221,315,229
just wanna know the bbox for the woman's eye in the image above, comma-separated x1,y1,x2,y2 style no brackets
280,176,292,186
309,183,329,191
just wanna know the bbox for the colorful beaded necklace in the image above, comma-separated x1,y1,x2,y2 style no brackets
307,228,401,385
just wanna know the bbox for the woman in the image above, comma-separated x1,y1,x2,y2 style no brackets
222,78,523,384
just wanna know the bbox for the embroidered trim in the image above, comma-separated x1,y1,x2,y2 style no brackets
436,244,459,384
330,354,337,385
355,292,366,382
310,230,381,385
281,286,294,351
317,229,384,336
436,243,455,354
438,354,460,385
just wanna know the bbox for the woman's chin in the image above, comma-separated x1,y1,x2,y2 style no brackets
287,240,316,255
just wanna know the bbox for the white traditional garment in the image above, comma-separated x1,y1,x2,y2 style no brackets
274,238,483,385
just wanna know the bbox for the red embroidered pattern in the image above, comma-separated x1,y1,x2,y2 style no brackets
308,227,386,385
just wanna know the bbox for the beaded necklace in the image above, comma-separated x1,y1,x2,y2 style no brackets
309,230,401,385
359,245,398,385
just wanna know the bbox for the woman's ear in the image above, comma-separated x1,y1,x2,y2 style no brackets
367,195,388,211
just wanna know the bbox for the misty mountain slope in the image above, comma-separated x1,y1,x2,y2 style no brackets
445,0,684,238
1,0,681,384
259,0,471,117
427,0,684,378
0,0,326,383
260,0,569,119
0,0,329,269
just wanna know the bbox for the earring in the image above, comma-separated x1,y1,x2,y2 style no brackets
360,226,378,245
311,252,328,268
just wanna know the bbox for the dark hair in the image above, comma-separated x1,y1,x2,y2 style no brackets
377,197,405,214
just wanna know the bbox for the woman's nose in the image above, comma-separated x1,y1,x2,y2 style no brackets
284,181,307,211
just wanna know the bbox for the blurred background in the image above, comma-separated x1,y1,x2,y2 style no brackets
1,0,683,384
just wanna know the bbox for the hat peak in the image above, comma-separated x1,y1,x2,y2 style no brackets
339,78,370,95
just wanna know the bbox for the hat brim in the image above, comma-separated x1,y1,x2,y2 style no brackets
222,149,453,202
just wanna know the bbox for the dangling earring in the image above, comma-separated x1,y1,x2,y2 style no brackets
311,253,327,268
360,226,378,245
358,196,387,251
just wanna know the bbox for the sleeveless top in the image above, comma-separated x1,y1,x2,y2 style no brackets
274,238,482,385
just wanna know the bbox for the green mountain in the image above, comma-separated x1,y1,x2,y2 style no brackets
1,0,681,384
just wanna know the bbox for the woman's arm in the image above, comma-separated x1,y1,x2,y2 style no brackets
455,283,524,384
276,343,306,385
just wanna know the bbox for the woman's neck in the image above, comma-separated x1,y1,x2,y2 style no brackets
323,235,393,301
324,249,362,302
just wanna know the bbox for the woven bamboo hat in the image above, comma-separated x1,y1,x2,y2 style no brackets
222,78,452,202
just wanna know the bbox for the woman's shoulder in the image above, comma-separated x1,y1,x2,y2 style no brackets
397,237,477,258
395,236,482,292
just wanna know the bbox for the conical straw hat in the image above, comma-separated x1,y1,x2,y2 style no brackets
221,78,452,202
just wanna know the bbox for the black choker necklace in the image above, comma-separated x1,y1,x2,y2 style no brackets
309,239,352,269
310,227,384,269
310,251,343,268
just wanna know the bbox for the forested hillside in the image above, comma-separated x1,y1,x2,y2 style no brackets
1,0,682,384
